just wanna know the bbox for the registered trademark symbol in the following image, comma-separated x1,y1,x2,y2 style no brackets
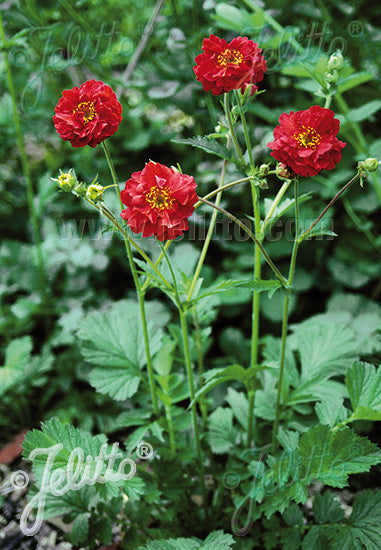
348,20,364,37
136,441,154,460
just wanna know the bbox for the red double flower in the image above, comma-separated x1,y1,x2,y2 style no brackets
121,162,198,241
53,79,122,148
267,105,346,177
194,35,267,95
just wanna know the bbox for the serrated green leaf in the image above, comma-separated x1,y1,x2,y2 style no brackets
172,136,246,169
22,419,128,501
89,367,142,401
226,388,248,431
190,278,282,305
315,399,349,428
313,492,345,524
302,525,331,550
283,503,304,526
201,529,236,549
78,300,166,400
291,320,357,384
329,490,381,550
208,407,236,454
299,425,381,487
346,362,381,419
71,513,89,545
138,538,199,550
124,476,145,502
0,337,33,396
280,528,301,550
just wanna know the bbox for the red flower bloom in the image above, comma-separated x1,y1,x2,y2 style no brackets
53,80,122,148
267,105,346,177
194,35,267,95
121,162,198,241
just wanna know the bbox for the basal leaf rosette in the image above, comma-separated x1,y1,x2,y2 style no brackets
121,162,198,241
267,105,346,177
194,34,267,95
53,79,123,148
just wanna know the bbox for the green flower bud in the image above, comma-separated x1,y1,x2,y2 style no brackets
328,51,344,70
359,158,379,173
259,178,269,189
86,183,104,203
325,70,338,84
53,169,77,192
258,163,269,175
74,182,87,198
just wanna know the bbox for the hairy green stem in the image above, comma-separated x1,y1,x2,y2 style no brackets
224,93,246,165
179,308,207,507
187,152,228,300
102,141,159,416
0,10,48,304
261,179,293,237
272,181,300,450
195,176,252,206
158,240,181,305
193,306,208,429
234,90,262,446
298,173,359,242
165,405,176,456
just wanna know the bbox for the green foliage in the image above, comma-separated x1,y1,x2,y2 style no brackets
77,299,168,400
138,530,235,550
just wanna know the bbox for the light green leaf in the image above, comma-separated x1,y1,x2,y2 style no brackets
315,399,349,427
346,361,381,419
346,100,381,123
172,136,246,169
71,513,89,546
337,72,373,94
299,425,381,488
226,388,248,431
0,337,33,396
23,419,126,501
89,367,142,401
208,407,236,454
191,364,259,405
291,320,357,383
78,300,166,400
124,476,145,502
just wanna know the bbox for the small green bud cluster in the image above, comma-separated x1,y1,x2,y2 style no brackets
53,169,77,192
357,158,379,187
324,50,344,92
86,183,105,203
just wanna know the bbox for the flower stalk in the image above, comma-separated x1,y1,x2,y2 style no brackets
101,141,160,416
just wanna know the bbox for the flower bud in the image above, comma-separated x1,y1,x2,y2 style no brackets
258,163,269,175
259,178,268,189
86,183,104,202
328,51,344,70
53,169,77,192
325,70,338,84
358,158,379,173
276,162,295,180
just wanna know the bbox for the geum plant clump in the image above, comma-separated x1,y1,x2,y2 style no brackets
21,32,381,550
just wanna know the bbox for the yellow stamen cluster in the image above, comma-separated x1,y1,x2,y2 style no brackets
217,48,243,66
294,126,321,149
74,101,97,124
145,186,175,211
